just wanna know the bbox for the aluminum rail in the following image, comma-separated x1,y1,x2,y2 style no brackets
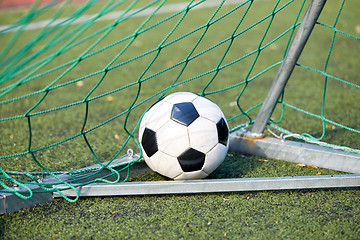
0,153,146,215
53,174,360,197
2,131,359,214
229,130,360,174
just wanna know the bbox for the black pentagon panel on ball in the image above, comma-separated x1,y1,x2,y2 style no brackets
216,118,229,146
171,102,199,126
177,148,205,172
141,128,158,157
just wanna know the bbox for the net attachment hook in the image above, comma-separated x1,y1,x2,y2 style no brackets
127,149,134,158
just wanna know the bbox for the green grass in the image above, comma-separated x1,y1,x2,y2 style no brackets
1,156,359,239
0,0,359,239
2,190,359,239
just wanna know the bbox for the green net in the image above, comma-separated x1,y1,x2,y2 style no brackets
0,0,359,200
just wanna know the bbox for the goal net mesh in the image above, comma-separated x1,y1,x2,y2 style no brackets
0,0,359,200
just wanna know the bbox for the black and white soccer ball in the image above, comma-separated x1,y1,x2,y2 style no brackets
139,92,229,180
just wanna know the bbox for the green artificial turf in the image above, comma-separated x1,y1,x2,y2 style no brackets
0,0,359,239
1,189,359,239
0,155,359,239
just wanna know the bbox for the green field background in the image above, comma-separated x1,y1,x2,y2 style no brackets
0,0,359,238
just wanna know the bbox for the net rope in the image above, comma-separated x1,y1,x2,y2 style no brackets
0,0,359,200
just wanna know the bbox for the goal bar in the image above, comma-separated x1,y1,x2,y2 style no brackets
229,130,360,174
250,0,327,136
53,174,360,197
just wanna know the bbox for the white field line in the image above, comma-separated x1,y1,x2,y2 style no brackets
0,0,246,33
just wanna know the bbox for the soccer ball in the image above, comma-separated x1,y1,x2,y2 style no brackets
139,92,229,180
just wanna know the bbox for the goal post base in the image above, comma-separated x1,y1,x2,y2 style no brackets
229,130,360,174
0,152,146,214
0,187,53,215
54,174,360,197
2,132,359,214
